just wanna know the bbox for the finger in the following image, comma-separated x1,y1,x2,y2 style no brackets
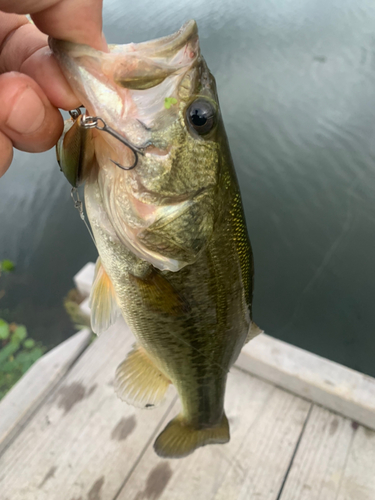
0,72,63,153
0,13,80,109
22,46,81,110
0,17,79,109
0,130,13,177
0,0,106,50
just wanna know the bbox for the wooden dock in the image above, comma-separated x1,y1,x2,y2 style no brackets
0,263,374,500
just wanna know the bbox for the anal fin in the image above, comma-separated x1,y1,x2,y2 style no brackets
114,344,170,409
89,257,120,335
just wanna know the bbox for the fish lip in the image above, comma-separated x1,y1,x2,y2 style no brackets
48,37,79,59
128,19,198,56
131,186,208,209
49,19,198,59
126,187,207,223
143,143,172,157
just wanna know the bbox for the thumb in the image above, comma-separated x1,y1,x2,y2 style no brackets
0,72,63,175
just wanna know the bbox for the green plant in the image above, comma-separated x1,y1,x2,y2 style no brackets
0,259,15,300
0,259,47,399
0,320,45,399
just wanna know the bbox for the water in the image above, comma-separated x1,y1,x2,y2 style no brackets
1,0,375,373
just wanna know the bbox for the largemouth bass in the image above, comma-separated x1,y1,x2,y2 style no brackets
51,20,261,458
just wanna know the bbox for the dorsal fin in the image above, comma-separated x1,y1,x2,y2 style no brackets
89,257,120,335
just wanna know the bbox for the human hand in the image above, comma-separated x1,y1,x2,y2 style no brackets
0,0,106,177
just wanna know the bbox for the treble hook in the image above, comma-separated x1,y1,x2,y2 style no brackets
79,113,145,170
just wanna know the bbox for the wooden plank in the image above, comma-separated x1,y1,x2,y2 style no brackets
280,405,375,500
237,334,375,431
73,261,95,297
116,369,311,500
279,405,355,500
79,297,91,317
336,425,375,500
0,328,91,455
0,319,175,500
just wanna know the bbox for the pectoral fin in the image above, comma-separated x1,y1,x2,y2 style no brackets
89,258,120,335
114,344,170,409
129,269,190,316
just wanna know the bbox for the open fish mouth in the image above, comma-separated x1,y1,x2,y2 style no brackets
50,20,200,133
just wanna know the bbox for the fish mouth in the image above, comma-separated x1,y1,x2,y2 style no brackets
49,20,199,98
130,186,207,213
50,20,200,140
50,19,198,60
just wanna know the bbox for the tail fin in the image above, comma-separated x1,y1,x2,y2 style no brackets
153,413,229,459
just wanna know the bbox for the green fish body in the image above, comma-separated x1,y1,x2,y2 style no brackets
51,20,260,458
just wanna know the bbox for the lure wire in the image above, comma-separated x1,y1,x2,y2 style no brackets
71,187,97,249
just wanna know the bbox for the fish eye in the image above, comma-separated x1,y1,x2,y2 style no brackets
186,98,216,135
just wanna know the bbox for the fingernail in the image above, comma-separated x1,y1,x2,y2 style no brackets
6,86,45,134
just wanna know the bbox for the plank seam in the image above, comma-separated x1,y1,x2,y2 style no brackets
333,424,357,500
112,395,178,500
275,403,313,500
